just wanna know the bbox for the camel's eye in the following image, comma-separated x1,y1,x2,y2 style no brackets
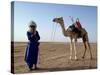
58,18,60,20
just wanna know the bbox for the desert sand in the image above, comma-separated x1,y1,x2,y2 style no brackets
12,42,97,73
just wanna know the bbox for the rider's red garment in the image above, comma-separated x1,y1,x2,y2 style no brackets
76,21,82,28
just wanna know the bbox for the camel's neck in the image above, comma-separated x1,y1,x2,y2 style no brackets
59,22,67,36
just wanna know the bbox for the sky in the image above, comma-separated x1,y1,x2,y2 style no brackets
12,1,97,42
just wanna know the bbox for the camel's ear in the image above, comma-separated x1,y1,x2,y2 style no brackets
60,17,63,19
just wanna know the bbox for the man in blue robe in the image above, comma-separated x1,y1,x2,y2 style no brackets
25,21,40,71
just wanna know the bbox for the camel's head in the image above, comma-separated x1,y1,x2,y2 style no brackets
53,17,64,24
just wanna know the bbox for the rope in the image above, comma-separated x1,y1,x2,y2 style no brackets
51,22,54,41
51,22,57,42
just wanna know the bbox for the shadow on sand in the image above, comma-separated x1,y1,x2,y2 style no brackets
27,66,97,73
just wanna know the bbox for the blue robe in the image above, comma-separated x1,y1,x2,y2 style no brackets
25,31,40,69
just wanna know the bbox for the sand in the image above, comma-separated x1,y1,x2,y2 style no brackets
12,42,97,74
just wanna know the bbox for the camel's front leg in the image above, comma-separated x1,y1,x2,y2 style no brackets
73,39,77,60
69,39,73,60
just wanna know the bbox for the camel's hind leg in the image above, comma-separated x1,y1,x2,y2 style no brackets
82,41,87,59
82,35,93,59
86,41,93,59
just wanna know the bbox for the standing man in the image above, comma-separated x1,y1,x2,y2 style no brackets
25,21,40,71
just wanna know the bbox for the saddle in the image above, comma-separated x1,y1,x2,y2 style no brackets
68,24,82,37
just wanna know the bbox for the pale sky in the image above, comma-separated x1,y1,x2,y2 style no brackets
12,1,97,42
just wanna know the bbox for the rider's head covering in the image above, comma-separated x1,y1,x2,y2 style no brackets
76,18,79,21
29,20,37,28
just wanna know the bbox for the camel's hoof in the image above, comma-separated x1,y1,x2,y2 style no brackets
75,57,78,61
75,58,78,61
69,57,72,60
90,57,93,60
82,56,84,59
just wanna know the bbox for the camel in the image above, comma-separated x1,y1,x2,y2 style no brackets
52,17,93,60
